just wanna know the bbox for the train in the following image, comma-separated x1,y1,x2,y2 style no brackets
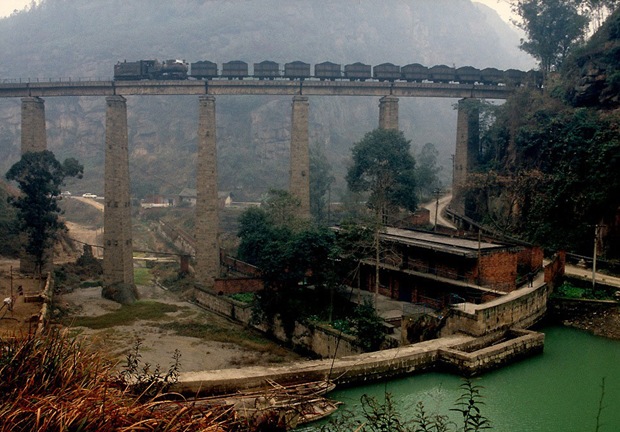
113,59,542,87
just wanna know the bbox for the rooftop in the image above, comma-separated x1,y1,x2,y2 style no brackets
382,227,511,258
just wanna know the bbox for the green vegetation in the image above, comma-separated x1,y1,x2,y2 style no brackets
157,320,293,359
62,301,180,329
346,128,417,222
467,8,620,257
133,267,152,285
310,143,336,225
513,0,589,77
0,182,19,257
553,281,615,300
320,379,491,432
229,292,255,303
414,142,443,203
5,150,83,274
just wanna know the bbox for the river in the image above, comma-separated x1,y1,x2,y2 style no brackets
300,325,620,431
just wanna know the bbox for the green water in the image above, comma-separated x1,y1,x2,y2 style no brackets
301,326,620,432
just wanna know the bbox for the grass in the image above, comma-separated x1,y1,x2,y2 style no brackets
133,267,152,285
229,292,255,303
62,301,180,329
157,320,294,356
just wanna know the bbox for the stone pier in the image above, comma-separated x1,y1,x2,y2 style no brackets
289,95,310,217
195,95,220,288
103,96,137,302
451,98,480,216
379,95,399,130
21,97,47,153
19,97,52,274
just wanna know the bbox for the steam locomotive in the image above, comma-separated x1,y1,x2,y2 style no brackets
113,59,540,86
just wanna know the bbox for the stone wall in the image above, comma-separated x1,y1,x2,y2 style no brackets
213,277,263,295
193,287,363,358
221,254,261,277
544,251,566,290
438,329,544,376
157,220,196,255
440,283,550,337
172,329,544,396
36,272,54,335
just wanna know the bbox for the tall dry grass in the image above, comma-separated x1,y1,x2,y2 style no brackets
0,329,233,431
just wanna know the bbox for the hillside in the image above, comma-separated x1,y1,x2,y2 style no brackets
0,0,534,200
467,9,620,257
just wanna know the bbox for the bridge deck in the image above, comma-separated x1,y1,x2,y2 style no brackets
0,79,514,99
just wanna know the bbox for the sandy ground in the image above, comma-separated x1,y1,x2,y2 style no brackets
2,196,303,374
58,283,302,373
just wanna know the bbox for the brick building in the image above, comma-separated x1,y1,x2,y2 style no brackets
356,227,543,309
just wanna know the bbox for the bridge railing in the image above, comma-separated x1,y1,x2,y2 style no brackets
1,77,110,84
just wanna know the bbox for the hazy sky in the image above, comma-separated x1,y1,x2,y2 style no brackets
474,0,516,24
1,0,516,22
0,0,32,18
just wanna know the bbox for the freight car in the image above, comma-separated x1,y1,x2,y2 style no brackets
314,62,341,80
344,62,372,81
480,67,503,85
429,65,456,83
189,60,218,79
254,60,280,79
455,66,481,84
221,60,248,79
373,63,401,82
284,61,311,80
401,63,428,82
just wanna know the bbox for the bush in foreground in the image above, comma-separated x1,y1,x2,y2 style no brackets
0,329,230,431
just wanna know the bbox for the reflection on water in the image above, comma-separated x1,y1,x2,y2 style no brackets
298,326,620,432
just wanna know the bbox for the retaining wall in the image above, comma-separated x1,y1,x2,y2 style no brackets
438,329,544,376
194,287,363,358
440,283,550,337
173,327,544,396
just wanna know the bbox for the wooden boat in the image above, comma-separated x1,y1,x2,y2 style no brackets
178,380,340,428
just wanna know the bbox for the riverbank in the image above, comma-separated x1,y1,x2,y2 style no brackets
561,306,620,339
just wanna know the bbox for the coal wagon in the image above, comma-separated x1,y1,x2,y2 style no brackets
222,61,249,79
284,61,311,80
190,60,218,80
373,63,401,82
344,62,372,81
254,60,280,79
314,62,341,80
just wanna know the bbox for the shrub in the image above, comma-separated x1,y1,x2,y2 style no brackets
0,329,230,431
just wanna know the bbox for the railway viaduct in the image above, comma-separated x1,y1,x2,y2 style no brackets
2,79,512,291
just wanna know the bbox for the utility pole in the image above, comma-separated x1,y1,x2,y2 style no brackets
434,188,441,231
593,224,605,290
